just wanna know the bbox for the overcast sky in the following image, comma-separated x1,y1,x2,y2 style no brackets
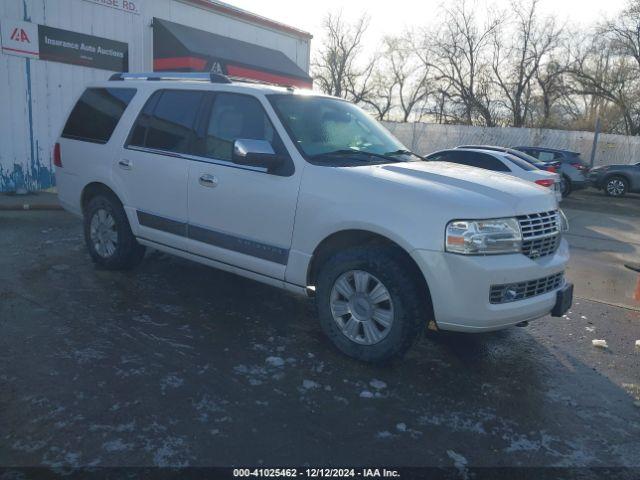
227,0,628,53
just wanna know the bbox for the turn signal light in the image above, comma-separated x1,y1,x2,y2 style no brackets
53,143,62,168
535,179,555,188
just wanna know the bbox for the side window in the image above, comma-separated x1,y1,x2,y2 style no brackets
504,154,536,171
128,89,204,155
62,88,136,144
200,93,285,162
127,91,160,147
145,90,204,154
538,151,555,162
450,152,510,172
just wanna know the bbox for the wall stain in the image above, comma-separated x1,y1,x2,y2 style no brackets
0,0,54,192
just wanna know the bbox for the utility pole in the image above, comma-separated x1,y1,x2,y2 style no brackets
590,116,601,168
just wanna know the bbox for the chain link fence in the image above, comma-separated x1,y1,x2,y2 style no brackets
382,121,640,166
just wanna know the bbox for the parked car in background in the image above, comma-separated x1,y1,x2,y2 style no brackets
514,147,589,197
54,72,572,363
456,145,562,174
425,148,562,203
588,162,640,197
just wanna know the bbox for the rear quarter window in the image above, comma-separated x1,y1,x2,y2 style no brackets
505,154,537,171
62,88,136,144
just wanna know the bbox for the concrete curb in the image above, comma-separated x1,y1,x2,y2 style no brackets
0,203,64,211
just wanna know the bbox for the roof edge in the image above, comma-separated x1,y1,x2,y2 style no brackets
179,0,313,41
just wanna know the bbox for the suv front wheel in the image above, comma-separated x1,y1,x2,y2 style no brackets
83,194,145,270
316,247,426,363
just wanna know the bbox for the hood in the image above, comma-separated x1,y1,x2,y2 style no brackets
365,161,558,215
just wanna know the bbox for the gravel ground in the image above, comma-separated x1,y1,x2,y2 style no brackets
0,209,639,472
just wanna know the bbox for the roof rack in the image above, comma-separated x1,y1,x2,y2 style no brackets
109,72,231,84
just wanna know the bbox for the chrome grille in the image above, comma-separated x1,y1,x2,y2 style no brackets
490,272,564,304
522,235,560,259
517,210,560,259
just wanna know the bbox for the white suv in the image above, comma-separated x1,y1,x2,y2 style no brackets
55,72,572,362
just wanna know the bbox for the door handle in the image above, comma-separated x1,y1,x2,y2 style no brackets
199,174,218,187
118,159,133,170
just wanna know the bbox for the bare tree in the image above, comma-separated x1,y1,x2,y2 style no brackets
359,67,397,120
383,36,432,122
416,0,501,126
569,1,640,135
312,13,375,104
533,43,572,128
491,0,561,127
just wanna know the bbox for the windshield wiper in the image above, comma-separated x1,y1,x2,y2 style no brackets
384,149,425,160
311,149,403,163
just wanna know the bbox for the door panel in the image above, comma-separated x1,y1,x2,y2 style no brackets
185,92,300,280
115,147,189,250
187,160,298,279
113,89,205,250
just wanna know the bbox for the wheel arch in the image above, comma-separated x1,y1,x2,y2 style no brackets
80,182,123,214
306,229,433,316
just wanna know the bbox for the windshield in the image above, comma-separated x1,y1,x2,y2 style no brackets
268,94,406,160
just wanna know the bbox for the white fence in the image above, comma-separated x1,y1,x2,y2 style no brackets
382,122,640,166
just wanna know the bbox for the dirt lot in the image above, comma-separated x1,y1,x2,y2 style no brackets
0,190,639,474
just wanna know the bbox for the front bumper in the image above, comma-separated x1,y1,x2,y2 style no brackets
587,173,605,188
570,179,589,190
412,237,570,332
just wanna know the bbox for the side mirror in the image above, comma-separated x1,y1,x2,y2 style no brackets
232,139,283,172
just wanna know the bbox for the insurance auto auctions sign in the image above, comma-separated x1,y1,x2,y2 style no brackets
1,19,128,71
82,0,141,15
39,25,128,71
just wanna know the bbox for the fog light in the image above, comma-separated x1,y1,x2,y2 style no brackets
504,288,518,302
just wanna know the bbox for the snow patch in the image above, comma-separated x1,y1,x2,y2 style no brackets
447,450,469,480
370,379,387,390
302,379,320,390
265,356,285,367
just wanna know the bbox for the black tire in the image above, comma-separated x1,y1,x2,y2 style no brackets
604,175,628,197
83,194,145,270
315,246,428,363
561,175,572,197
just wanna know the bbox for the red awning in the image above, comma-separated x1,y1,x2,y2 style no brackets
153,18,312,88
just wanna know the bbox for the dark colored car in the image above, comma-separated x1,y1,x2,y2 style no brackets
588,162,640,197
514,147,590,197
456,145,562,173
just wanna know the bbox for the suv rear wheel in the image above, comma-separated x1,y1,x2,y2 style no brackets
83,194,145,270
315,247,426,363
604,176,628,197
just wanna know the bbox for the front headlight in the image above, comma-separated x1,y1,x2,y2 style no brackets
446,218,522,255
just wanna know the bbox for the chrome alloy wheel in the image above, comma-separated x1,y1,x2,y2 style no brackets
606,178,625,196
330,270,395,345
90,208,118,258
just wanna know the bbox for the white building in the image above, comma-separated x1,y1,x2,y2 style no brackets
0,0,312,192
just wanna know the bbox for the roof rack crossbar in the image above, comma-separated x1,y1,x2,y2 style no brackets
109,72,231,84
